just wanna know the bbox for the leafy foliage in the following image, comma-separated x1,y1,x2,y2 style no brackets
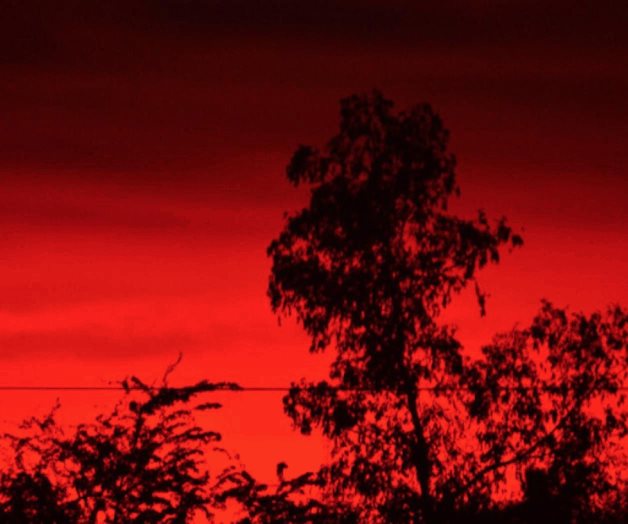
464,302,628,521
268,91,522,520
268,91,627,522
214,466,358,523
0,374,241,523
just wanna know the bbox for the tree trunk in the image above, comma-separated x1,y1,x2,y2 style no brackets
405,383,434,523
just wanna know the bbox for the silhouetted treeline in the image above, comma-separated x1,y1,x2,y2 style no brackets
1,92,625,523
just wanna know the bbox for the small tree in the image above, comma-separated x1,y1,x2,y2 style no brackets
0,370,241,523
268,91,522,521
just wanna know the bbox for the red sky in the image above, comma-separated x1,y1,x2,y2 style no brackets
1,0,627,481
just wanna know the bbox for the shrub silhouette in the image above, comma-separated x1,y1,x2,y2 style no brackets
0,371,243,523
214,467,359,523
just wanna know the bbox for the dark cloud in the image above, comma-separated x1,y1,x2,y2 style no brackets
3,1,627,67
0,1,626,181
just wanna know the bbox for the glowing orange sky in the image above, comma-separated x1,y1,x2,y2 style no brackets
1,0,627,482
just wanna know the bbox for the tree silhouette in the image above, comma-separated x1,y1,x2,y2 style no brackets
0,370,243,523
465,302,627,522
268,91,523,521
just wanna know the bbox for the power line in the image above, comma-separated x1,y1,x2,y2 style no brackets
0,385,625,392
0,386,287,392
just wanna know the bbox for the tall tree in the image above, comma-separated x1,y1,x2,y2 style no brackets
268,91,522,521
